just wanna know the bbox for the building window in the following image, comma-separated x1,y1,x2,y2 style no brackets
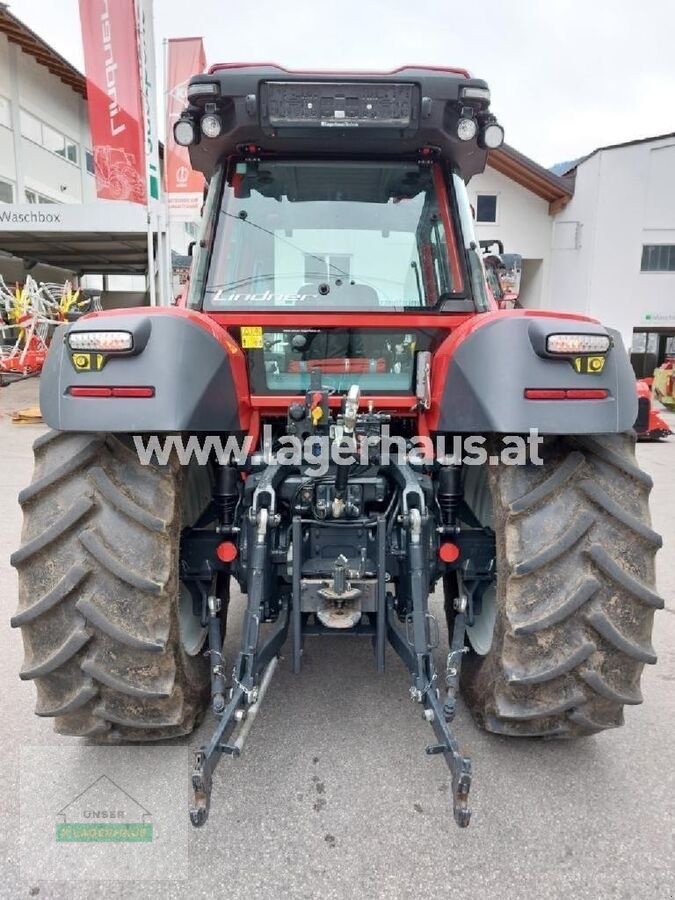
42,123,66,156
20,109,42,143
25,188,57,204
20,109,79,165
0,96,10,129
641,244,675,272
85,150,95,175
0,179,14,203
475,194,498,224
62,139,79,164
631,332,659,354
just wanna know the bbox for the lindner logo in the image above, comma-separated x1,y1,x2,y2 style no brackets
55,774,153,842
176,165,190,186
100,0,125,137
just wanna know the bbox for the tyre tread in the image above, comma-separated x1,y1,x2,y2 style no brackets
12,431,209,741
461,433,662,738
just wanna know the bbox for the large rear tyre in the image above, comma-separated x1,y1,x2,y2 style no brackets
11,431,212,741
449,433,663,737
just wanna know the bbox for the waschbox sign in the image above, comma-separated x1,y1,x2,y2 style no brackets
0,203,148,232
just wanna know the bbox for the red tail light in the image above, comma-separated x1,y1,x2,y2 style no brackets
111,387,155,398
524,388,608,400
564,389,609,400
524,389,566,400
69,387,113,398
69,386,155,398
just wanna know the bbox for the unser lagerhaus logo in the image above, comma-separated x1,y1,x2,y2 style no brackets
55,774,153,842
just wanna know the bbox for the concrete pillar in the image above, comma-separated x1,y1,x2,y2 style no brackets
7,43,24,199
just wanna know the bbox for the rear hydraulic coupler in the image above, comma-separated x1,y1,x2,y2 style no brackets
214,465,239,527
437,464,462,526
332,384,361,518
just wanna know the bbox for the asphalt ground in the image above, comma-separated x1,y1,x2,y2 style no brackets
1,377,673,899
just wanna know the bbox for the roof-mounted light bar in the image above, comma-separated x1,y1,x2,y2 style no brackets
460,85,490,103
187,81,220,100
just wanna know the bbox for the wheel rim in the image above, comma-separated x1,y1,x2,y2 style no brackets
178,583,208,656
466,582,497,656
463,464,497,656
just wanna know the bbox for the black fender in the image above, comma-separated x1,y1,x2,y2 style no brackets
39,308,249,433
430,313,637,434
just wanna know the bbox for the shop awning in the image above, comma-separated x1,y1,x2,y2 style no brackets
0,202,152,275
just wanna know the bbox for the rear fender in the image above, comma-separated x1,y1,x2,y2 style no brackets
429,311,637,434
40,307,250,433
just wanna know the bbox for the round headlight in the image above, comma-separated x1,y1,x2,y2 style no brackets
456,117,478,142
173,118,196,147
481,123,505,149
201,113,223,139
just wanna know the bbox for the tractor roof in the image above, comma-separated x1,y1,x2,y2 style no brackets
181,64,499,180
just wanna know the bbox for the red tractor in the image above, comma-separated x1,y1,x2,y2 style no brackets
653,356,675,409
636,379,672,440
11,66,662,829
481,240,522,308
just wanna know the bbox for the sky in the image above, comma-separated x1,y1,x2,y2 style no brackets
7,0,675,167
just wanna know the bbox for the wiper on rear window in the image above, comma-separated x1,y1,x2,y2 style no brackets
220,210,352,280
207,274,277,292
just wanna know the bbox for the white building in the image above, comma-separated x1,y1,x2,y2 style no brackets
0,5,190,303
0,10,95,211
0,3,98,288
548,133,675,371
469,146,572,308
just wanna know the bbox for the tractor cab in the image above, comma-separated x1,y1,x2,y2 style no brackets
174,65,505,398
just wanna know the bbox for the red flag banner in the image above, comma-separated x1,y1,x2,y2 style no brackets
79,0,147,204
165,37,206,220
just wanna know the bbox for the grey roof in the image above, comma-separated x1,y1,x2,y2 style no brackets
560,131,675,175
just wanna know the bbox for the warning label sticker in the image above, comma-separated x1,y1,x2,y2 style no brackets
240,326,264,349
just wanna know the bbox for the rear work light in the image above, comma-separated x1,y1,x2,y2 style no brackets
479,122,504,149
201,113,223,138
174,117,197,146
456,117,478,141
68,331,133,352
546,334,611,354
524,388,609,400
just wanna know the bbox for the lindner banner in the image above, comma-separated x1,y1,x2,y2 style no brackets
135,0,161,202
78,0,147,204
165,37,206,220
